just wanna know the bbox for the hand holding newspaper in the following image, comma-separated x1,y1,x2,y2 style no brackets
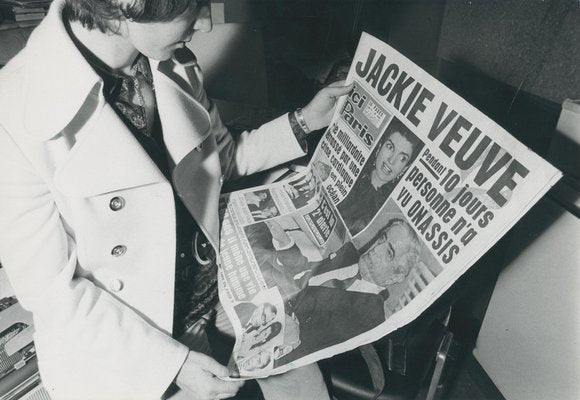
217,33,561,378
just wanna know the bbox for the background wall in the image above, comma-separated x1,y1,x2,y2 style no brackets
438,0,580,104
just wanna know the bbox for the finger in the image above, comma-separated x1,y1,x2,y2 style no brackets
189,352,230,378
211,377,245,393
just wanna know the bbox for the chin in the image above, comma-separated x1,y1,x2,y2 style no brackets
384,172,396,182
143,49,173,62
375,172,391,185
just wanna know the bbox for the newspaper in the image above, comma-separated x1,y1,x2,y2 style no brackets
217,32,562,378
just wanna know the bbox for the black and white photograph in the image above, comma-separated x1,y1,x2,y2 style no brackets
0,2,577,400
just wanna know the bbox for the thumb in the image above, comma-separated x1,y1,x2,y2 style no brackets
324,81,354,98
189,352,230,378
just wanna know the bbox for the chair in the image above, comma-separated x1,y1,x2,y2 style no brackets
322,306,455,400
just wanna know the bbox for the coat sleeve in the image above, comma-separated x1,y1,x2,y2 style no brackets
188,66,307,180
0,126,188,400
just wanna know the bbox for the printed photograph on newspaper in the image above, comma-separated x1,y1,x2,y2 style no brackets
217,32,562,379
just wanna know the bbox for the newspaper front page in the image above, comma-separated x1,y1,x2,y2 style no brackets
217,33,562,378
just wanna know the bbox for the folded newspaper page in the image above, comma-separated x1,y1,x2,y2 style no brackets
217,32,562,378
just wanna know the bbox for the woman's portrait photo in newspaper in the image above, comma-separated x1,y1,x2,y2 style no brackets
338,117,424,236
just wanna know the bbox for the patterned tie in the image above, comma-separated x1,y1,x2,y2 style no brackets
113,56,156,137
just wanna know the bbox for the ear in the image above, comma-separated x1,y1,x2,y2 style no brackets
117,18,131,38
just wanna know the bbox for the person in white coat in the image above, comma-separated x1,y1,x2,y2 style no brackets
0,0,352,399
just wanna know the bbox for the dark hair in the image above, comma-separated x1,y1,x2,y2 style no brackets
361,118,423,196
380,118,423,161
63,0,199,33
250,322,282,350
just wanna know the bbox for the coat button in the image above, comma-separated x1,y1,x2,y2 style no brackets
109,196,125,211
111,245,127,257
109,279,123,292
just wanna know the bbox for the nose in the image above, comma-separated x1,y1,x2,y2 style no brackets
194,4,212,33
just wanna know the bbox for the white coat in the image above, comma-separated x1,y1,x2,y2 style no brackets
0,2,305,399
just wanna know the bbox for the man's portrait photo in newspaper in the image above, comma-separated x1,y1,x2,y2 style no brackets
273,213,433,366
338,117,424,236
353,199,443,316
238,201,440,368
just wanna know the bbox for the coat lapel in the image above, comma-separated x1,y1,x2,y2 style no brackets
55,102,166,198
152,60,221,248
42,42,222,245
173,142,221,249
151,60,211,167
